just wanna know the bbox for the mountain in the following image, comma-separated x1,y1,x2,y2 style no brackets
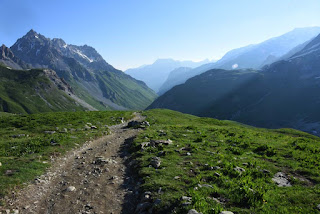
0,45,30,70
125,58,210,93
148,33,320,135
158,27,320,94
10,30,157,110
0,64,87,113
158,67,193,95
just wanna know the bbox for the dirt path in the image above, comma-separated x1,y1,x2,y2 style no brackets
3,113,145,214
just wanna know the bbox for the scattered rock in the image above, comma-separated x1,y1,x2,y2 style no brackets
181,196,192,206
186,152,191,156
0,162,2,167
44,131,56,134
141,191,152,202
214,172,221,177
11,134,26,138
127,120,150,129
272,172,291,187
174,176,180,180
150,157,161,168
220,211,234,214
13,210,19,214
262,169,270,174
317,204,320,210
201,184,213,189
188,209,202,214
5,170,15,176
66,186,76,192
91,126,98,129
234,166,245,174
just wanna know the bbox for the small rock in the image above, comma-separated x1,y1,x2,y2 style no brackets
150,157,161,168
13,210,19,214
220,211,234,214
317,204,320,210
85,204,93,210
5,170,14,176
44,131,56,134
234,166,245,174
174,176,180,180
272,172,291,187
214,172,221,177
188,209,202,214
201,184,213,188
186,152,191,156
262,169,270,174
91,126,98,129
0,162,2,167
66,186,76,192
182,196,192,200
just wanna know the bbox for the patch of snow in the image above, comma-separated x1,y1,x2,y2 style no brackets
63,44,67,48
35,35,39,39
74,49,94,63
6,67,12,70
232,64,239,69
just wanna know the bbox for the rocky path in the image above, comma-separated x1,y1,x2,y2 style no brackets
3,114,145,214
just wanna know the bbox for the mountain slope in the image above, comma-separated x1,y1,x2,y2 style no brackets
148,33,320,135
0,45,30,70
0,65,87,113
125,59,210,93
10,30,157,110
159,27,320,94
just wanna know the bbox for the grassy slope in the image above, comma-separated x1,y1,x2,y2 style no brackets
131,109,320,214
0,111,133,201
97,70,158,110
0,66,86,114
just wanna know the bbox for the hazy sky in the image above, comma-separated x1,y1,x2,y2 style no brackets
1,0,320,70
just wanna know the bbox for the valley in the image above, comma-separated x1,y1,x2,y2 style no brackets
1,2,320,213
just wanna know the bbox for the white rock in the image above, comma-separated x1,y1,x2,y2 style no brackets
220,211,234,214
66,186,76,192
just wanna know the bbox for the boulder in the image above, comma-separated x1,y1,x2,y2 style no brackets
272,172,291,187
150,157,161,168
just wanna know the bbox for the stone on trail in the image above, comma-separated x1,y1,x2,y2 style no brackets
66,186,76,192
220,211,234,214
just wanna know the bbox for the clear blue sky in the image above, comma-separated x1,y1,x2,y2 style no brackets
1,0,320,70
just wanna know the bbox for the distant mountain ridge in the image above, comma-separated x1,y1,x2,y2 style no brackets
125,58,211,93
158,27,320,94
148,32,320,135
8,30,157,111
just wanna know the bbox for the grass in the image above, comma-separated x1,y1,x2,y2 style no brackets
0,110,133,201
130,109,320,214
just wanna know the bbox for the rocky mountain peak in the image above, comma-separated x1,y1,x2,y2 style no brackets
0,44,15,59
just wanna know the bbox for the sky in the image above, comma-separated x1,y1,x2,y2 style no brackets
1,0,320,70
